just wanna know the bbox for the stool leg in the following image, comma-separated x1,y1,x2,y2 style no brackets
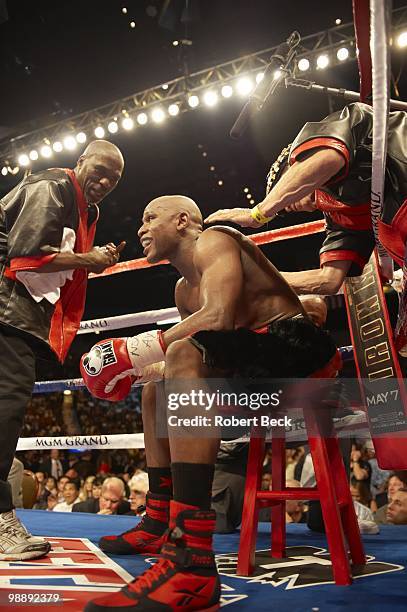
237,433,265,576
271,433,286,558
325,437,366,565
308,433,352,585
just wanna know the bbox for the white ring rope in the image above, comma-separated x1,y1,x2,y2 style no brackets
370,0,393,280
78,307,180,334
17,412,369,452
16,433,145,451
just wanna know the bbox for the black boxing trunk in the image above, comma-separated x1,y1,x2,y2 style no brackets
189,317,337,379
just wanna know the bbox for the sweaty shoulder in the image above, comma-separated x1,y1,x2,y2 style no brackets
196,226,246,250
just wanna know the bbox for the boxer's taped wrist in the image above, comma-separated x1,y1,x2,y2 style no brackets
157,330,167,353
126,330,166,370
251,204,271,225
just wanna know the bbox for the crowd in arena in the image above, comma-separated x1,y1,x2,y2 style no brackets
14,391,407,528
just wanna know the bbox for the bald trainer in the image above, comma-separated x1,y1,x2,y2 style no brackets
0,140,125,560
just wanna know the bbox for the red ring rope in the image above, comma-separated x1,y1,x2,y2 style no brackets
89,219,326,278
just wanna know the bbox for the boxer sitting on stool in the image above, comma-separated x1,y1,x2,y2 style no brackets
81,195,337,612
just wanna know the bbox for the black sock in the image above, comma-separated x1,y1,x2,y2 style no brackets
171,462,215,510
147,467,173,496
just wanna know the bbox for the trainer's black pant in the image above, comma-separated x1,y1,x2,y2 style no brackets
0,327,36,512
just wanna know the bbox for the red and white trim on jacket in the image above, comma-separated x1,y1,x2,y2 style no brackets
290,137,350,185
5,169,98,362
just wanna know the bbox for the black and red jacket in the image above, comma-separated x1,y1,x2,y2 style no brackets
289,102,407,274
0,168,98,362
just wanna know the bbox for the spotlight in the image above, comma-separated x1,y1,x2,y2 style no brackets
151,107,165,123
29,150,39,161
221,84,233,98
76,132,87,143
162,84,169,90
63,136,77,150
317,54,329,69
337,47,349,61
130,21,136,28
203,91,218,107
250,199,255,205
335,18,342,25
168,103,180,116
397,31,407,48
209,165,215,171
11,166,19,175
94,126,105,138
122,117,134,130
40,145,52,158
298,58,310,71
243,187,249,193
256,72,264,84
236,77,253,96
108,121,119,134
52,141,63,152
122,7,127,14
137,112,148,125
246,193,252,199
217,180,223,186
1,166,8,176
188,95,200,108
172,40,179,47
18,154,30,166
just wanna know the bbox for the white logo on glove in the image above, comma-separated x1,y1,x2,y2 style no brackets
83,341,117,376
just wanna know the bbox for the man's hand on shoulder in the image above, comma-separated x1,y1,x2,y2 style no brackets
205,207,263,228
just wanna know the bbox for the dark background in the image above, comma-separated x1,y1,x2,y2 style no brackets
0,0,406,378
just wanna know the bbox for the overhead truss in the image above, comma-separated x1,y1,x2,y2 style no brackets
1,7,407,167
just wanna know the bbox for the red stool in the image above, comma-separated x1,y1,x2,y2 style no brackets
237,351,366,586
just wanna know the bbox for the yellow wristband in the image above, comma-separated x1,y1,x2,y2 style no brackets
251,204,271,225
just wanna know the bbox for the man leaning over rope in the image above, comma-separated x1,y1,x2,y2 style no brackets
80,195,338,612
206,102,407,296
0,140,124,560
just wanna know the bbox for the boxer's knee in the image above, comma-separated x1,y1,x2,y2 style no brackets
165,339,202,378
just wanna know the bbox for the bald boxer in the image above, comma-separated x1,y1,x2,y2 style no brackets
0,140,124,560
81,195,337,612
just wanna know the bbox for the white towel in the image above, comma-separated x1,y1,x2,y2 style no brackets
16,227,76,304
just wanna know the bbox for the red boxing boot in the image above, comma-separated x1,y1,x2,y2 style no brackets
99,492,170,555
85,501,220,611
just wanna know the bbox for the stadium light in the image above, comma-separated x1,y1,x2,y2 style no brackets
94,126,105,138
337,47,349,61
108,121,119,134
63,136,77,150
137,112,148,125
317,54,329,69
122,117,134,130
203,91,218,107
18,154,30,166
298,58,310,71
